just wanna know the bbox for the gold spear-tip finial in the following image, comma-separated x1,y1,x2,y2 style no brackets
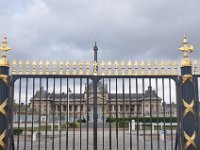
178,34,194,67
0,34,12,67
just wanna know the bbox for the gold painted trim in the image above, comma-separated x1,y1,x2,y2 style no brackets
0,129,7,149
182,74,193,84
182,99,194,117
178,34,194,67
0,75,9,86
184,131,196,149
0,99,8,117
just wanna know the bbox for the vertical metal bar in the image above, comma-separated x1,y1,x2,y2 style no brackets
59,78,62,150
80,78,82,150
38,78,42,150
149,78,153,150
162,78,166,150
9,82,15,150
45,78,48,150
31,78,35,150
122,78,125,150
129,78,132,150
155,78,160,150
52,77,56,150
142,78,146,150
175,78,182,150
136,78,139,150
73,78,75,150
17,78,21,150
66,78,69,150
169,78,173,150
102,78,105,150
86,79,89,150
93,76,98,150
116,78,119,150
24,78,28,150
108,78,112,150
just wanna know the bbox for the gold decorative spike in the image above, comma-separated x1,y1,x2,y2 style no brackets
45,60,50,75
182,99,194,117
0,98,8,117
100,60,105,75
66,60,70,75
12,59,17,75
140,60,145,75
194,60,198,75
178,34,194,67
107,60,112,75
32,60,37,75
52,60,57,75
93,61,98,75
127,60,132,75
18,60,23,75
147,60,152,75
173,61,178,75
0,75,9,86
154,60,159,75
160,60,165,75
114,60,119,75
79,60,83,75
0,34,12,67
168,60,172,75
39,60,44,75
184,131,196,149
182,74,193,84
0,129,7,149
86,60,90,75
134,60,138,75
121,60,125,75
72,60,77,75
25,60,30,75
59,60,64,75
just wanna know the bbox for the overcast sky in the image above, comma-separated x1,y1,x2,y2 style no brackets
0,0,200,64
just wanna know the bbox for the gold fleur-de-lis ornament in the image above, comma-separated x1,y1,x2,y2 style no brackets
66,60,70,75
114,60,119,75
25,60,30,75
86,60,90,75
127,60,132,75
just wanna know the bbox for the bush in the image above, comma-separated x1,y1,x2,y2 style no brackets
106,117,177,123
118,121,129,128
77,118,86,123
62,122,80,128
106,117,115,123
13,128,23,135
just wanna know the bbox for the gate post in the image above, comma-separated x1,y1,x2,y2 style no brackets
0,34,11,150
179,34,197,150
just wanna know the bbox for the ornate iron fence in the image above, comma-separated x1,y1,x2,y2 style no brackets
0,34,199,150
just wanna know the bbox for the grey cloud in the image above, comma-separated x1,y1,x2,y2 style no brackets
0,0,200,64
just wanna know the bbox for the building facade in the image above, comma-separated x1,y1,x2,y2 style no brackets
29,83,163,122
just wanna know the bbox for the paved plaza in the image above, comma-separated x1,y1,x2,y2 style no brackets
14,129,176,150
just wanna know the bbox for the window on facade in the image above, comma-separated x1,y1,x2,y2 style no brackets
88,106,91,112
109,105,112,111
114,106,116,111
120,105,124,111
74,105,78,112
57,106,60,111
63,105,67,111
126,105,129,112
131,106,134,112
69,106,72,111
81,105,83,112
